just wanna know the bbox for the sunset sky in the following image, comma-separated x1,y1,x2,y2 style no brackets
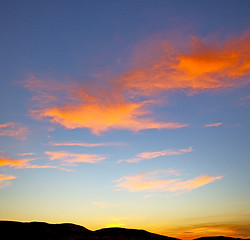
0,0,250,239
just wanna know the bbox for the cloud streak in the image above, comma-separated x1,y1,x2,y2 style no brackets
114,169,223,193
15,153,35,156
170,222,250,240
204,122,223,127
118,146,193,163
0,157,32,168
44,151,106,166
0,122,29,140
0,174,16,188
0,156,63,170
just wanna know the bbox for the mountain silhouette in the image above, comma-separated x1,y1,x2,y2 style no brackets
0,221,178,240
0,221,248,240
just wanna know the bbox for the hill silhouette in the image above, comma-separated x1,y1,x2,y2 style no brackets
0,221,178,240
0,221,248,240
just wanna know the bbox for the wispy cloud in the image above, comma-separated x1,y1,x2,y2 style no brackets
50,141,123,147
204,122,223,127
114,169,223,193
0,157,32,168
122,31,250,96
0,156,63,170
238,94,250,108
167,175,223,192
44,151,106,166
15,152,35,156
0,122,29,140
0,174,16,188
24,32,249,134
170,222,250,240
118,146,193,163
27,80,187,134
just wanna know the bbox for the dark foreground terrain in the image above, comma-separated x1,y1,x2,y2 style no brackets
0,221,247,240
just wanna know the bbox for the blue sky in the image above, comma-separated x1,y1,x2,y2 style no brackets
0,1,250,239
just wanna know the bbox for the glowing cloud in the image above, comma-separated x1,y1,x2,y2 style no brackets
0,174,16,188
24,32,249,134
24,75,187,135
32,98,186,135
118,146,193,163
0,156,62,170
0,157,31,168
168,175,223,192
114,169,223,193
204,122,223,127
171,222,250,240
44,151,106,166
122,31,250,95
0,122,29,140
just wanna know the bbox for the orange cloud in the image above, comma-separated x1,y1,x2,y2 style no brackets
0,122,29,140
44,151,106,165
122,31,250,95
24,32,249,134
24,72,187,135
0,174,16,188
204,122,223,127
0,154,63,170
114,169,223,193
168,175,223,192
0,157,31,168
169,222,250,240
51,141,123,147
31,98,186,135
118,146,193,163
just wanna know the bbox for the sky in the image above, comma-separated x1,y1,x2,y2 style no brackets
0,0,250,239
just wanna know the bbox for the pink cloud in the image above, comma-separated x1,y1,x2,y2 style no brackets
0,122,29,140
168,175,223,192
204,122,223,127
44,151,106,166
118,146,193,163
0,174,16,188
15,153,35,156
238,95,250,108
114,169,223,193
